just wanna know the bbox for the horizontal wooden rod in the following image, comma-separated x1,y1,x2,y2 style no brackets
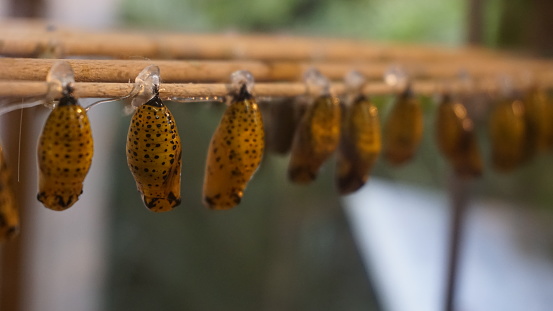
1,58,551,85
0,18,528,63
0,80,520,100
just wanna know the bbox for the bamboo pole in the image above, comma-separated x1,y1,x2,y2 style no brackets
0,32,487,62
0,79,523,100
0,19,524,62
1,58,551,84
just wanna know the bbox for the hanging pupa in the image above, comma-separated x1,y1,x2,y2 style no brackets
489,98,527,172
0,145,19,242
287,69,341,184
202,70,264,210
336,71,381,194
37,62,94,211
263,98,299,155
435,94,482,178
523,86,553,153
126,65,182,212
382,85,423,166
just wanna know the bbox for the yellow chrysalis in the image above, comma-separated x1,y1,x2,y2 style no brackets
203,81,264,210
523,86,553,153
489,99,527,172
263,99,298,155
336,95,381,194
287,95,341,184
383,87,423,166
127,94,182,212
37,91,93,211
435,95,482,178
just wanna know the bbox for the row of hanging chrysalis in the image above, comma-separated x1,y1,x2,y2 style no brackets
1,61,552,243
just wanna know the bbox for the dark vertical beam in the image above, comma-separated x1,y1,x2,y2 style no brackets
2,1,45,309
0,111,24,311
0,109,40,311
443,175,469,311
495,0,553,55
0,238,23,311
528,0,553,55
466,0,485,44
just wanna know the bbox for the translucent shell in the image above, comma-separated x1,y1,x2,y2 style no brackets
489,99,527,172
202,86,265,210
523,87,553,153
435,96,483,178
336,95,381,194
288,95,341,183
37,94,94,211
126,95,182,212
383,88,423,166
0,146,19,242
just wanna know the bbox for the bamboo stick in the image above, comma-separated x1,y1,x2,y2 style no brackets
1,58,551,84
0,80,523,100
0,32,481,62
0,19,519,62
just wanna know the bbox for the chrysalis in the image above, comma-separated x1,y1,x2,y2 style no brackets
489,99,527,172
435,95,482,178
203,70,264,210
263,98,298,155
288,69,341,183
523,86,553,153
336,94,381,194
382,86,423,166
126,66,182,212
0,145,19,242
37,62,93,211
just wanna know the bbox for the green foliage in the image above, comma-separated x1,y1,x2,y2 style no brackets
121,0,466,44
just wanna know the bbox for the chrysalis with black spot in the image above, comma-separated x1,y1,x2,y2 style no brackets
288,95,341,184
336,95,381,194
126,93,182,212
435,95,483,178
382,86,423,166
0,145,19,242
203,84,264,210
37,91,93,211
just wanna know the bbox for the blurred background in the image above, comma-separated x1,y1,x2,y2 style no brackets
2,0,553,311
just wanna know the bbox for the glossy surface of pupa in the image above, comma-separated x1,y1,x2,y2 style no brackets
288,95,341,183
203,82,264,210
0,146,19,242
336,95,381,194
37,93,94,210
383,87,423,166
435,95,482,178
489,99,527,172
127,94,182,212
